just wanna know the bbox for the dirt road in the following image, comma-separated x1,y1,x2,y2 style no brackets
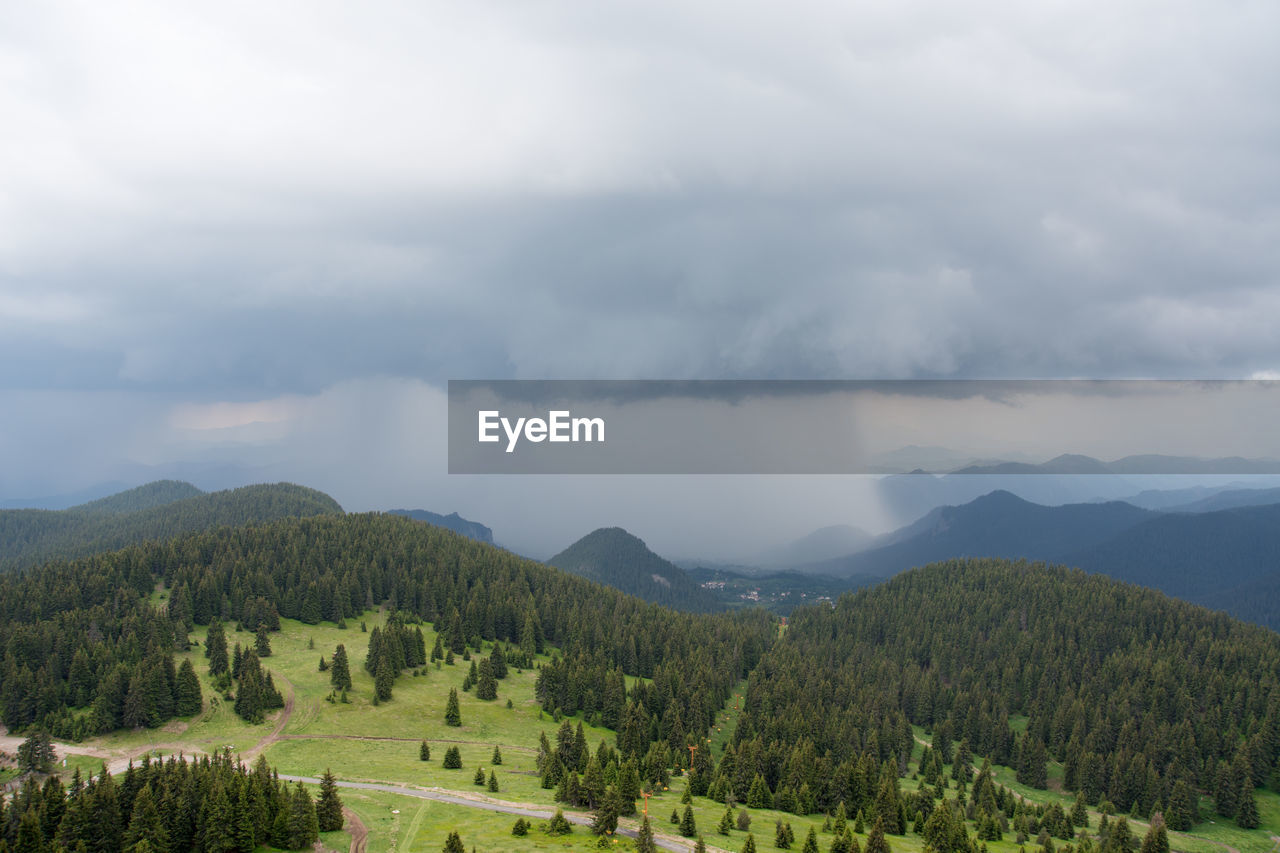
279,775,727,853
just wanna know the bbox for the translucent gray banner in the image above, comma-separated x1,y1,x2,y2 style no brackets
447,380,1280,475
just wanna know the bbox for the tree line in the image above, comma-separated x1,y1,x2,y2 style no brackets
0,513,775,767
731,558,1280,830
0,751,342,853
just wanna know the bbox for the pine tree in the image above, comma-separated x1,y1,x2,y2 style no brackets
719,805,734,834
1105,817,1132,853
1236,781,1261,829
1071,792,1089,828
445,688,462,726
1166,781,1195,831
317,769,344,833
122,785,168,853
17,730,54,773
444,747,462,769
207,621,229,676
330,644,352,692
488,771,499,792
582,757,606,809
474,766,486,786
512,817,530,836
374,655,395,702
593,786,622,835
548,809,572,836
680,805,698,837
1139,817,1169,853
492,745,502,765
777,819,793,848
16,808,44,853
866,818,891,853
286,781,319,849
174,659,203,716
743,832,758,853
618,760,640,815
475,658,497,700
420,741,431,761
804,826,821,853
748,774,772,808
636,816,658,853
255,625,272,657
443,830,465,853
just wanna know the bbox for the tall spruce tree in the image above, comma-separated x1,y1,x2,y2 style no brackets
317,769,344,833
1236,782,1261,829
255,625,272,657
286,782,319,849
636,816,657,853
1139,817,1169,853
206,620,229,676
174,658,203,716
445,688,462,726
475,658,497,700
330,644,352,692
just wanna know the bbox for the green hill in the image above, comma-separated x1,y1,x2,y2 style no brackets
736,557,1280,832
548,527,724,613
0,481,344,571
69,479,205,513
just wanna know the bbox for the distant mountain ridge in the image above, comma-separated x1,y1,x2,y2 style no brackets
0,481,343,571
807,485,1280,631
548,527,722,613
1164,486,1280,513
387,509,494,544
878,453,1280,526
807,490,1157,577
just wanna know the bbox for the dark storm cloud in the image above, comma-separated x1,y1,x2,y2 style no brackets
4,1,1280,395
3,1,1280,550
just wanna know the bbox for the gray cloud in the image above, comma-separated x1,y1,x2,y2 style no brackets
3,1,1280,549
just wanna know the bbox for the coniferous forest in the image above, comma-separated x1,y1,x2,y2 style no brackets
2,504,1280,852
727,559,1280,830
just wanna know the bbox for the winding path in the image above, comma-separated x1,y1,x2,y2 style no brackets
341,807,368,853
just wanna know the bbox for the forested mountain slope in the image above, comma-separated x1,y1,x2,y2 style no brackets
730,558,1280,826
549,527,724,613
0,513,773,754
1066,503,1280,625
0,482,343,571
69,479,204,513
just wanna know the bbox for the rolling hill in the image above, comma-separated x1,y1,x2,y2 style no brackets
0,481,344,571
548,527,723,612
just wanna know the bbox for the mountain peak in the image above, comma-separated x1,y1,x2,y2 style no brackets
549,527,721,613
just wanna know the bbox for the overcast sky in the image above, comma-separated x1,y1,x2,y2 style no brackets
3,1,1279,556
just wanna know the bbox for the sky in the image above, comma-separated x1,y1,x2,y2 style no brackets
3,1,1280,557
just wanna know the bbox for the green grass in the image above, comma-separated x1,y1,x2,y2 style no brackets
67,614,1280,853
908,725,1280,853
